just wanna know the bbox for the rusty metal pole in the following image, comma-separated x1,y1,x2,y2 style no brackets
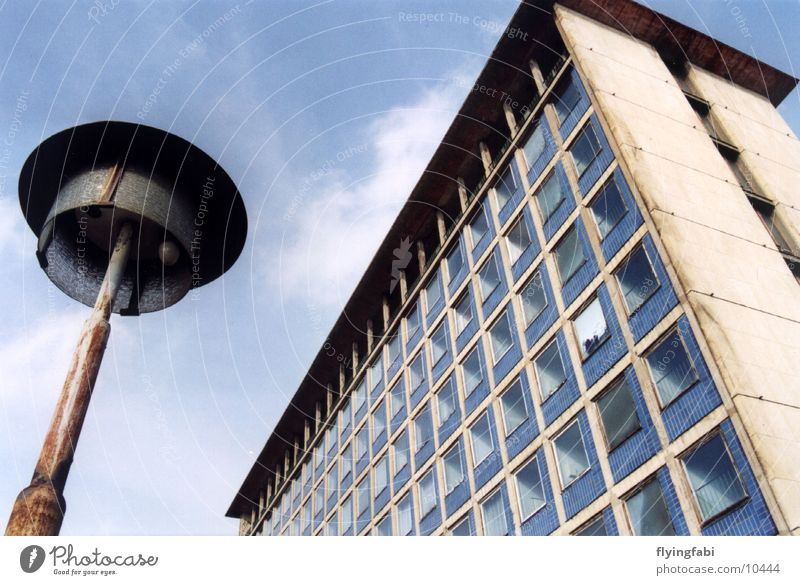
5,222,135,536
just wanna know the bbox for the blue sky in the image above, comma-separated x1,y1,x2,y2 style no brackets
0,0,798,535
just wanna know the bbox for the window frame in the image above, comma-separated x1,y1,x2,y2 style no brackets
569,121,603,178
645,326,701,409
588,176,629,241
453,290,474,334
442,444,465,495
469,411,495,467
480,489,509,536
552,419,591,490
505,214,533,265
477,252,502,302
521,119,548,169
570,295,611,361
446,239,465,282
493,163,520,211
488,310,515,365
429,321,448,367
425,270,443,313
534,169,566,224
553,226,586,285
534,337,567,400
469,206,491,251
417,469,438,519
623,476,676,537
461,345,484,398
499,378,529,437
514,455,546,521
519,269,548,326
406,302,422,340
409,351,426,393
594,376,642,452
679,432,749,526
435,378,458,427
613,244,661,316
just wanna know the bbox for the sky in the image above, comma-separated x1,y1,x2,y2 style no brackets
0,0,798,536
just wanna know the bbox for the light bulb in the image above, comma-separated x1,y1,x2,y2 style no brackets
158,241,180,266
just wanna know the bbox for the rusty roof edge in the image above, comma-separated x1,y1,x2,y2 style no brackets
226,0,798,519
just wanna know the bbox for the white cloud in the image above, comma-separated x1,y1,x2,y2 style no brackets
271,82,466,309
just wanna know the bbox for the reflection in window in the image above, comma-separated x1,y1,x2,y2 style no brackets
462,347,483,397
553,74,582,124
500,378,529,435
572,297,610,358
478,254,502,301
626,478,676,536
443,444,464,493
489,310,515,364
534,339,566,399
646,330,698,405
481,491,509,536
522,121,547,168
430,323,448,365
520,270,547,325
436,379,458,425
682,434,747,522
495,164,519,210
515,457,545,519
535,170,566,222
570,123,603,177
554,421,589,486
616,247,658,313
470,412,494,465
470,207,490,249
454,292,474,334
554,227,585,283
596,378,641,450
506,216,533,264
590,178,627,239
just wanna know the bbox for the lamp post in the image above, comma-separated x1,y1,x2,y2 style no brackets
5,121,247,536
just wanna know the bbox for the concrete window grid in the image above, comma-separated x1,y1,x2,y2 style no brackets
252,57,772,537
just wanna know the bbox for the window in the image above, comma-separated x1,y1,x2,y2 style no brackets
373,400,387,439
575,516,607,536
470,412,494,466
572,297,609,359
749,196,797,256
341,398,352,436
393,431,409,474
418,470,437,518
304,503,312,529
500,379,528,436
356,426,369,461
436,379,458,425
481,491,509,536
590,178,627,239
341,444,352,479
390,380,405,418
553,74,582,124
374,455,389,496
356,476,370,519
553,421,590,487
615,246,658,313
447,240,464,282
478,254,502,301
570,122,602,177
515,457,546,519
369,356,383,390
553,227,585,283
341,495,353,534
314,486,324,516
682,434,747,522
534,339,566,399
430,323,448,365
454,292,474,334
414,405,434,453
626,478,676,536
327,511,338,536
451,517,471,536
327,465,338,503
522,121,547,168
488,311,514,364
645,329,698,406
406,303,422,338
396,493,414,535
520,270,547,325
535,171,566,222
409,353,426,393
387,333,401,366
596,378,641,451
376,514,392,536
506,216,532,264
425,270,442,312
494,164,519,210
462,346,483,397
469,207,490,249
313,443,322,468
354,379,366,413
443,444,464,494
325,427,334,454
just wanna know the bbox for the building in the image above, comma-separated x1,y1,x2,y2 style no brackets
227,0,800,536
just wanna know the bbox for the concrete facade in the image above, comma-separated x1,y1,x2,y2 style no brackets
229,0,799,536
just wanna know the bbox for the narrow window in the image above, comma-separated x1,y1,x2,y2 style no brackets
413,404,434,454
596,378,641,450
575,516,606,536
589,177,627,239
409,352,426,392
390,380,405,418
500,378,529,436
406,302,422,338
354,379,366,412
418,470,437,518
553,227,585,283
462,346,484,397
535,170,565,223
494,164,519,210
443,444,464,494
430,323,448,365
425,270,442,312
522,121,547,168
488,310,515,364
615,247,659,313
470,412,494,466
356,476,370,519
520,270,547,325
369,356,383,391
436,379,458,426
447,240,464,282
572,297,609,359
506,216,532,264
454,291,474,334
376,514,392,536
645,329,698,406
393,431,409,474
570,122,602,177
552,74,582,124
515,457,545,519
625,478,676,536
682,434,747,522
553,420,590,487
374,455,389,497
470,207,490,249
478,254,502,301
396,493,414,535
341,494,353,533
373,400,386,440
481,491,509,536
534,339,566,399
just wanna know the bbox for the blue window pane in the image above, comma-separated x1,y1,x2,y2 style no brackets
535,171,565,222
506,216,532,264
413,405,434,453
462,347,483,397
554,421,589,486
443,445,464,493
481,491,509,535
554,227,585,283
646,330,698,405
597,378,641,450
626,479,675,536
436,380,457,425
522,121,547,168
489,311,514,364
500,379,528,435
520,270,547,325
495,164,519,210
470,207,490,249
516,457,545,518
570,123,602,177
447,241,464,281
590,178,627,239
553,75,582,124
683,435,747,521
478,255,502,300
470,412,493,465
535,339,566,399
616,247,658,313
576,517,606,536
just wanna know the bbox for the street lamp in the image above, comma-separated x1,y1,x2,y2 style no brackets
5,121,247,535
